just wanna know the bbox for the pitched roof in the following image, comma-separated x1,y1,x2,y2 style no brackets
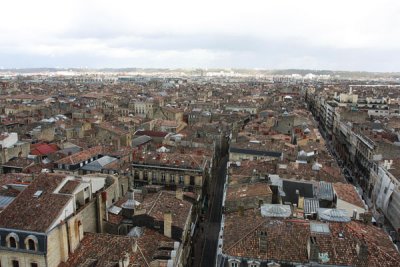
60,228,176,266
60,233,138,267
55,145,103,165
142,191,192,230
333,182,365,208
0,173,71,232
30,143,59,156
223,213,400,266
135,130,169,138
81,156,118,172
226,183,272,202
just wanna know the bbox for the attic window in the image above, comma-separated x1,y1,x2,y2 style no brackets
10,237,17,248
228,259,240,267
7,233,19,249
248,261,261,267
25,235,38,251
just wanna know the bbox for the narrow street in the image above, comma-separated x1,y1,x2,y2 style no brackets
192,155,228,267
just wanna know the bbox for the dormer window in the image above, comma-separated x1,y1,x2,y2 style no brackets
228,259,240,267
25,235,38,251
10,237,17,248
248,260,260,267
6,233,19,249
28,239,35,250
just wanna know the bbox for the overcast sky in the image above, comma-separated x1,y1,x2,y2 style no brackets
1,0,399,71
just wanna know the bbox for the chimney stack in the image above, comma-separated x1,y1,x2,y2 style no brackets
357,242,368,260
259,230,267,253
164,211,172,238
121,189,136,219
308,236,320,262
176,188,184,200
352,209,358,220
238,206,244,216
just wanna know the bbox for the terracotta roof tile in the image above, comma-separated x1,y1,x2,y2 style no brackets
56,145,103,165
333,182,365,208
0,173,71,232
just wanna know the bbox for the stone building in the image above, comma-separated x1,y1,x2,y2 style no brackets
132,151,209,196
0,132,30,164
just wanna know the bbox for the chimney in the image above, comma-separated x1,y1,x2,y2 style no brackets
238,205,244,216
307,236,319,262
164,211,172,238
356,242,368,260
121,189,136,219
176,188,184,200
259,230,267,253
295,189,300,206
352,209,358,220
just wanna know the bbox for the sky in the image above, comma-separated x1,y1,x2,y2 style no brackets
0,0,399,71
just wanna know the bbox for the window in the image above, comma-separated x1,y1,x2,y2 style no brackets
170,174,175,183
12,260,19,267
10,237,17,248
161,173,166,182
152,172,157,182
31,263,38,267
179,175,184,185
230,262,238,267
28,239,35,250
190,176,195,186
25,235,38,251
7,233,19,249
143,171,148,180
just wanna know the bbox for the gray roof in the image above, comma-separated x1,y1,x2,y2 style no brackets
310,222,330,234
304,198,320,214
229,147,282,158
282,180,314,204
317,181,334,201
317,208,350,222
132,135,152,147
0,196,15,209
261,204,291,218
81,156,117,172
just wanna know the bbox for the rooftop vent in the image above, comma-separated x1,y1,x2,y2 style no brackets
33,190,43,198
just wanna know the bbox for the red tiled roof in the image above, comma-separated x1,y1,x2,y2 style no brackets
333,182,365,208
59,233,137,267
55,145,103,165
223,211,400,266
59,180,80,194
31,143,59,155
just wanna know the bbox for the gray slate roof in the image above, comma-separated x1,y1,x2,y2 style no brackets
81,156,118,172
132,135,152,147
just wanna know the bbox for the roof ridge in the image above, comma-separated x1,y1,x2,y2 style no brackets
148,191,163,215
348,223,399,263
136,243,150,267
226,218,265,252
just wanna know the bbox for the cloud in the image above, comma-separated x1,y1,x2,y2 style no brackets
0,0,399,70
